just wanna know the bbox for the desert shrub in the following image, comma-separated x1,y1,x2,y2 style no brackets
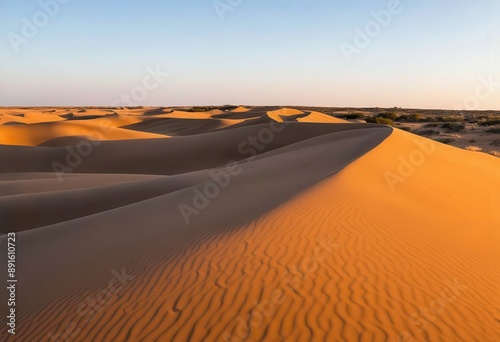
397,113,432,122
476,115,490,120
488,151,500,157
188,106,214,112
479,119,500,126
486,127,500,134
187,105,238,112
416,129,438,136
465,146,482,152
343,112,366,120
399,126,412,132
469,139,476,143
219,105,239,111
436,116,463,122
378,112,399,120
434,137,455,144
441,122,465,132
423,123,439,128
366,117,394,126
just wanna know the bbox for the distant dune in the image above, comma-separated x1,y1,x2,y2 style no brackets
0,107,498,341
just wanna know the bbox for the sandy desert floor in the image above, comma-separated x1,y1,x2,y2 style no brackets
0,107,499,341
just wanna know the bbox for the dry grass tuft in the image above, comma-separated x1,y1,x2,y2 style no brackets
465,146,482,152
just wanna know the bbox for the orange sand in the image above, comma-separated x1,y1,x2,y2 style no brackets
0,107,498,342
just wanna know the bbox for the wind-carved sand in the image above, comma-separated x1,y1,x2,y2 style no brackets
0,107,498,341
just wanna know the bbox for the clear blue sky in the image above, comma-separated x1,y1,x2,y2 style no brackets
1,0,499,109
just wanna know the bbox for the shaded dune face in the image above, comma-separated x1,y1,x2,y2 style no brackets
0,107,498,341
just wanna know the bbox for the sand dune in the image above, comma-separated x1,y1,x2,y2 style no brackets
0,107,498,341
297,111,348,123
231,106,252,113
